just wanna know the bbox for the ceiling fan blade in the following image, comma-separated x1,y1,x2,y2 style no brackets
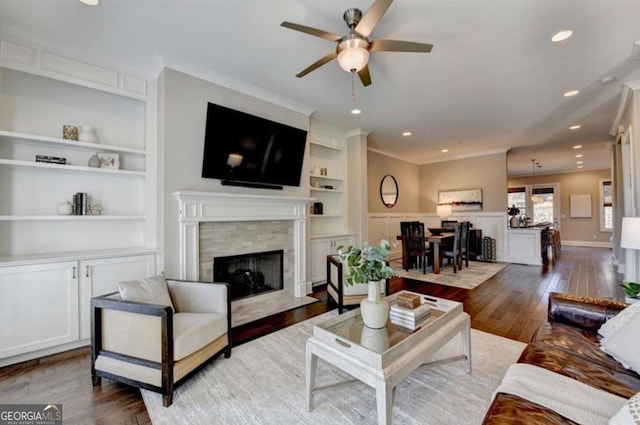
358,65,372,87
280,21,342,42
295,52,338,78
355,0,393,37
370,39,433,52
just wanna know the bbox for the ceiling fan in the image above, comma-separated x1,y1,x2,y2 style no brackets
281,0,433,87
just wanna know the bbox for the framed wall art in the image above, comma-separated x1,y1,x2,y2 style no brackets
438,188,483,212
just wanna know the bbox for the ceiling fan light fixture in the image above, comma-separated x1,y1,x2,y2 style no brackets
351,108,362,115
337,38,370,73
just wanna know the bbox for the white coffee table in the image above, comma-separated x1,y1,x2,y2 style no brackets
306,291,471,424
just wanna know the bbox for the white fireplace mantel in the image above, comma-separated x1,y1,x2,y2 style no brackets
173,191,313,297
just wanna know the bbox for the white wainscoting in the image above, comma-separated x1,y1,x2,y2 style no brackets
368,212,507,262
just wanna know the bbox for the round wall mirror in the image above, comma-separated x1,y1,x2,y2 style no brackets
380,175,399,208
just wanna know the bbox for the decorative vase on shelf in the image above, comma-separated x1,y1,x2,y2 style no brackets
510,215,519,228
88,152,101,168
360,280,390,329
78,125,99,143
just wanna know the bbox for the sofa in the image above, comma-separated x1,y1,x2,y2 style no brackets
482,292,640,424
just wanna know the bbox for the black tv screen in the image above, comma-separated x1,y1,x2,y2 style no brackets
202,103,307,189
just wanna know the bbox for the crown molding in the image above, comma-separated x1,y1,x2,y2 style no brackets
157,55,316,117
346,127,370,138
419,147,510,165
366,147,421,164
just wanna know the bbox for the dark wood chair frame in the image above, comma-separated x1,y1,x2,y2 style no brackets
90,281,232,407
326,255,390,314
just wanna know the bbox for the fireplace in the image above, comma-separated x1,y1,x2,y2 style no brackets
214,250,284,301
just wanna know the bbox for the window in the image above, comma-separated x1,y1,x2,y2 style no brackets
600,180,613,232
508,184,559,228
532,187,555,225
508,187,526,218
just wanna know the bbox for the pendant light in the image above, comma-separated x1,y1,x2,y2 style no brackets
531,159,544,203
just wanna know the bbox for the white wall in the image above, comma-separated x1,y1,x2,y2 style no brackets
160,68,310,277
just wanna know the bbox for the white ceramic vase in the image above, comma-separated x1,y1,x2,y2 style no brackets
78,125,99,143
509,215,519,228
360,280,389,329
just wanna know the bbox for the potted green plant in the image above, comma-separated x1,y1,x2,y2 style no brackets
508,205,520,228
338,239,395,329
620,281,640,304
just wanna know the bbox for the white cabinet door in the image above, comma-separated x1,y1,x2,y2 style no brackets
310,236,355,284
330,236,355,254
0,261,78,359
310,238,329,284
79,254,156,339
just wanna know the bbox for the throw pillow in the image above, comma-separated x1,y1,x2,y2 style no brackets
598,302,640,341
609,392,640,425
601,312,640,373
117,275,175,312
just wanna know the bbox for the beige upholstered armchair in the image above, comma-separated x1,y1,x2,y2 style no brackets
91,279,231,407
326,255,388,314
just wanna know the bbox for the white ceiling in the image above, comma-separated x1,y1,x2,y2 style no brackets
1,0,639,176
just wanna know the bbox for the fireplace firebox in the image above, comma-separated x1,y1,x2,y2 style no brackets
214,250,284,301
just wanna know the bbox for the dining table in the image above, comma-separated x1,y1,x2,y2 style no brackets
397,232,455,274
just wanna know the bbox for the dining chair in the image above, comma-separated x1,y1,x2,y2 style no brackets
441,220,458,230
405,222,430,273
440,222,462,273
459,221,471,268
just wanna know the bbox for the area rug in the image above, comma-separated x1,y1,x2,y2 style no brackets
142,311,525,425
391,260,508,290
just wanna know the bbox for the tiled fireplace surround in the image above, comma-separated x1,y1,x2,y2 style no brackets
174,191,315,325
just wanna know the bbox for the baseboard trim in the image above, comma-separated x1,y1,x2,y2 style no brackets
562,240,611,248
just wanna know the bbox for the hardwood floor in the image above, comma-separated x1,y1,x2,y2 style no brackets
0,246,624,424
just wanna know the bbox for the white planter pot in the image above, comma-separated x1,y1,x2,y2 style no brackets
624,296,639,304
360,280,389,329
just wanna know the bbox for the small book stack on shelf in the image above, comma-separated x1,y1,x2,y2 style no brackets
390,292,432,333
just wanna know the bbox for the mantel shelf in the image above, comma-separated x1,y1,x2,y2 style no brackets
0,215,146,221
0,158,145,176
0,130,146,155
310,214,342,218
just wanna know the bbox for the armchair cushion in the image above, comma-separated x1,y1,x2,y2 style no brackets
174,312,227,361
117,275,175,312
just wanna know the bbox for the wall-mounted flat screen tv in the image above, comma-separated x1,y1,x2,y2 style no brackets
201,102,307,189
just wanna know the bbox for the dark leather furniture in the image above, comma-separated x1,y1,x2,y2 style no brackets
482,292,638,424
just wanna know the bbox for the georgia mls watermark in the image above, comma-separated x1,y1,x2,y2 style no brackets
0,404,62,425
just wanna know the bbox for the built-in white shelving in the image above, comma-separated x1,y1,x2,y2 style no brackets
310,188,344,193
0,158,146,176
0,130,146,155
0,215,146,221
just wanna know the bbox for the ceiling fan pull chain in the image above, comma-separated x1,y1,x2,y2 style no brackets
351,73,356,102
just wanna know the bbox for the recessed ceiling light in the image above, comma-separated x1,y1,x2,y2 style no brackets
577,165,584,169
441,149,449,153
576,161,584,165
569,125,581,130
573,145,582,149
564,90,579,97
575,154,583,158
351,108,361,115
402,131,411,137
78,0,99,5
600,75,617,84
551,30,573,42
